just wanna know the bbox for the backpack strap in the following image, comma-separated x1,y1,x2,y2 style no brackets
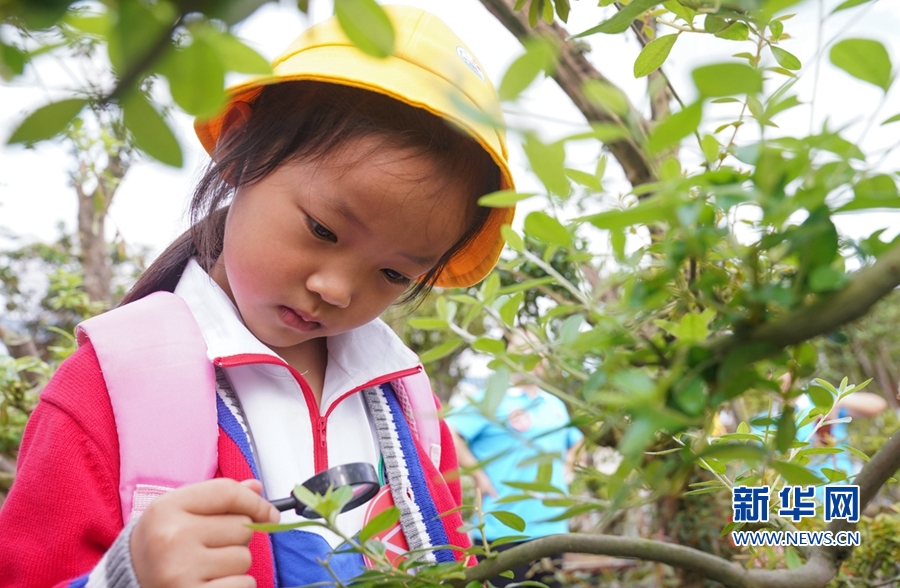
75,291,218,523
393,370,442,469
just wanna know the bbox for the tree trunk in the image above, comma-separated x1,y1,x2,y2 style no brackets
77,184,111,303
72,151,126,304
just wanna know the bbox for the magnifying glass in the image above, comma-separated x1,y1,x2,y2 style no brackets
269,462,380,519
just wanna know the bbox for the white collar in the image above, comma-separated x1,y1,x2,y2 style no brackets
173,259,421,406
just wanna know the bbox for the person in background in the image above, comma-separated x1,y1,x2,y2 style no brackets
446,335,583,588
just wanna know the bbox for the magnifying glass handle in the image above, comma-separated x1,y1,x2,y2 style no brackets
270,496,298,512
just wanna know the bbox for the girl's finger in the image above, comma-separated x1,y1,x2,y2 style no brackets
177,478,279,522
197,514,256,548
239,478,264,494
197,545,253,580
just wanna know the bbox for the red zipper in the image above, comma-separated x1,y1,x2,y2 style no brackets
215,354,422,472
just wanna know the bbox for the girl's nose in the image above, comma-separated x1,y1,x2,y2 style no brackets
306,269,352,309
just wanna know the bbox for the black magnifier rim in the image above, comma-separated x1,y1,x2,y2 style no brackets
294,462,380,519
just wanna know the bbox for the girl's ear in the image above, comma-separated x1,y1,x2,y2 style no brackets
216,101,253,154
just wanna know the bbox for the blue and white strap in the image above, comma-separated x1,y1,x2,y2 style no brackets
364,384,454,564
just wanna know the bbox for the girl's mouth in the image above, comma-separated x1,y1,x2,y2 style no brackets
278,306,322,332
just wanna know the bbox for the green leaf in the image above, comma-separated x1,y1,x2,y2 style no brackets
62,12,110,36
581,195,673,229
832,0,874,12
719,433,764,442
771,460,823,485
473,337,506,354
682,486,726,496
503,480,564,494
821,467,848,482
8,98,86,144
809,266,847,292
696,443,767,463
160,40,226,117
488,510,527,532
542,0,555,24
582,79,631,116
882,113,900,125
555,0,571,22
478,190,537,207
499,37,557,101
500,292,524,327
524,211,571,247
122,92,183,167
785,547,802,569
565,168,603,191
522,134,569,197
692,63,762,97
490,535,531,546
358,506,400,543
108,0,176,77
769,19,784,39
573,0,660,37
701,134,720,163
844,445,870,462
200,28,272,74
528,0,540,27
334,0,395,58
703,14,727,33
501,224,525,252
676,313,710,343
663,0,696,24
830,38,893,91
807,385,834,411
247,519,323,532
406,318,449,330
715,22,750,41
484,368,511,417
292,484,321,512
0,42,26,81
419,339,463,364
618,415,658,458
648,101,702,154
481,271,501,302
674,377,705,416
775,405,796,453
634,34,678,78
840,174,900,212
771,46,801,70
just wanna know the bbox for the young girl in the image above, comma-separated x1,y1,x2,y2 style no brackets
0,6,515,587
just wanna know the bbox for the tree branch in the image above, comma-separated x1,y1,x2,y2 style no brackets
451,534,755,588
478,0,655,188
714,243,900,357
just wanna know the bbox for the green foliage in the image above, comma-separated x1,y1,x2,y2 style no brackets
634,34,678,78
334,0,395,58
829,38,893,91
0,225,146,472
1,0,397,166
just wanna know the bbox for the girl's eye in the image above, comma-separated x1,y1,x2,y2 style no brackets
382,269,411,286
307,217,337,243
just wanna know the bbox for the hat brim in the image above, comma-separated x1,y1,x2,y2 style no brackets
195,44,515,288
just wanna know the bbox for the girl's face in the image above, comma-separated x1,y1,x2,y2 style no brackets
210,136,470,355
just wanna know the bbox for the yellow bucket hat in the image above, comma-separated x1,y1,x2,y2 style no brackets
195,5,515,288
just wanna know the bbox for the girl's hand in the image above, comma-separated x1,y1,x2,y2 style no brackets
130,478,279,588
